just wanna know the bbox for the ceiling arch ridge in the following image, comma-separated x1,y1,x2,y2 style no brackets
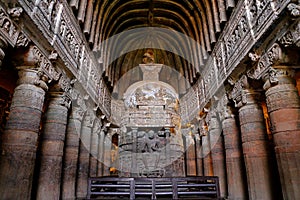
103,9,149,39
105,30,196,75
153,8,196,39
99,0,149,43
191,0,212,52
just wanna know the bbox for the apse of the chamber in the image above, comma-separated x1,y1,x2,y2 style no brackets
72,27,225,172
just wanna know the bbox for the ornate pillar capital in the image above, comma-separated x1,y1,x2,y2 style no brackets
262,67,296,90
15,68,49,91
83,110,95,128
247,43,285,80
230,75,261,107
198,119,208,136
279,20,300,47
247,42,298,81
48,91,71,109
14,45,61,82
217,94,235,122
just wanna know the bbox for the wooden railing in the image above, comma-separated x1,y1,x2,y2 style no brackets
87,176,220,199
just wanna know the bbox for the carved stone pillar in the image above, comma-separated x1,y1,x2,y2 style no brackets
263,67,300,199
90,119,101,177
206,109,227,198
200,119,214,176
97,129,105,176
62,98,85,199
36,92,71,200
185,132,197,176
195,134,204,176
76,110,94,198
103,132,112,176
219,96,248,200
231,75,279,200
0,68,48,199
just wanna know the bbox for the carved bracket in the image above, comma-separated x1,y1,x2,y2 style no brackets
287,3,300,18
31,46,61,81
247,43,283,80
279,20,300,47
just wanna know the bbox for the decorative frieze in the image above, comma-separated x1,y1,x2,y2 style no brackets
0,7,21,46
98,78,111,117
180,84,200,124
180,0,289,122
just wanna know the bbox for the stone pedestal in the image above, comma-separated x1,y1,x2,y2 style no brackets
0,69,47,200
76,111,94,198
62,106,84,199
208,114,227,198
238,93,278,200
36,92,70,200
222,116,248,199
264,70,300,199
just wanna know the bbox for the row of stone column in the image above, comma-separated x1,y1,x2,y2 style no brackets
184,68,299,200
0,67,112,199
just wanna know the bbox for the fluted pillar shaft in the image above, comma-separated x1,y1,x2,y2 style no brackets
62,105,84,199
222,115,248,199
264,69,300,199
36,92,70,200
0,69,47,199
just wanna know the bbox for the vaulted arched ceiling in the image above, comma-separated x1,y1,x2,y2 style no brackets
69,0,236,89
